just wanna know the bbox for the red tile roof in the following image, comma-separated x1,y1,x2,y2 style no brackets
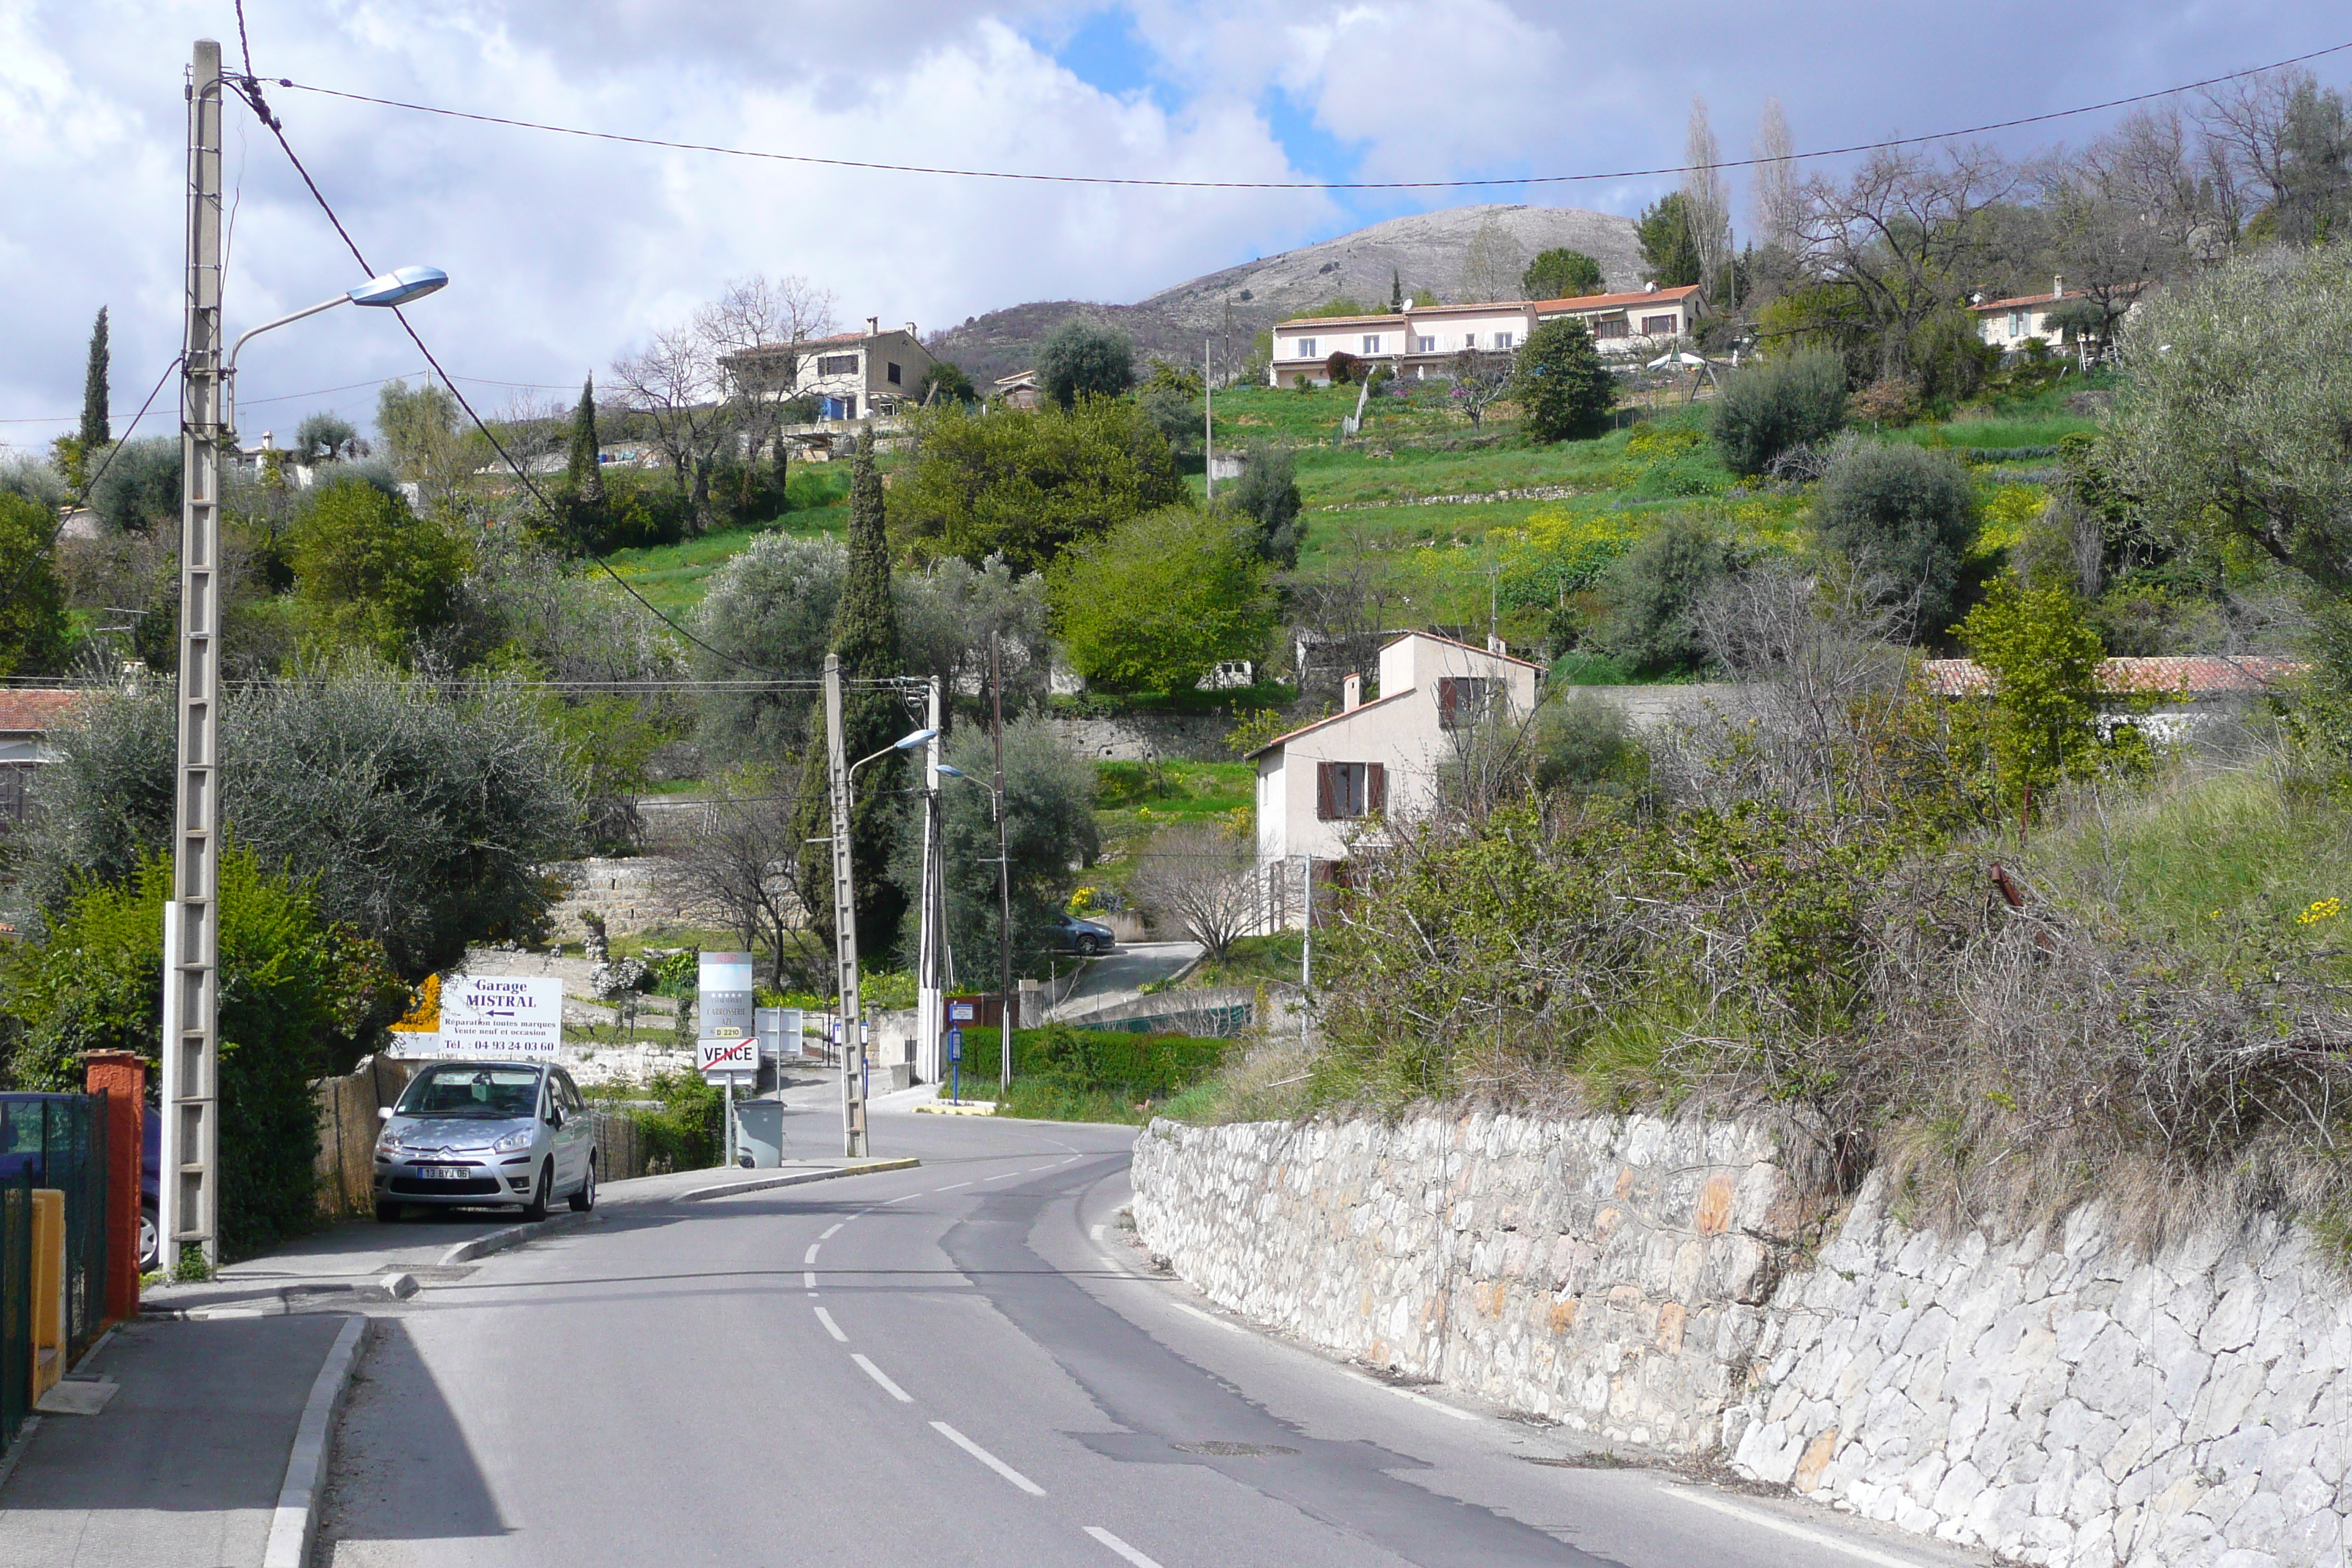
1921,656,2302,697
1967,287,2087,314
1273,313,1409,331
0,688,88,734
1531,284,1705,312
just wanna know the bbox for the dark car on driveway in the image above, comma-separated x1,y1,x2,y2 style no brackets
1051,913,1115,957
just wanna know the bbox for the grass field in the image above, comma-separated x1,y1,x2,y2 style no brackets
599,465,855,615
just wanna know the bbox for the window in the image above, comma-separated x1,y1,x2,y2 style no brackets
1314,761,1386,821
886,361,902,385
2008,310,2026,338
1640,314,1677,336
817,353,859,376
1416,336,1436,353
1464,332,1480,349
1362,333,1381,354
1437,676,1493,730
1496,331,1515,350
1593,315,1629,339
1298,336,1318,359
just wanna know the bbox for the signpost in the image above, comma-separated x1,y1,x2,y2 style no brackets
948,1025,962,1106
386,976,562,1059
699,952,755,1165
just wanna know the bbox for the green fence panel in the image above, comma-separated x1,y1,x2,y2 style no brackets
0,1175,31,1450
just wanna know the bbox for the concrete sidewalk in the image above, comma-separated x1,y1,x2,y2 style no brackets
0,1313,351,1568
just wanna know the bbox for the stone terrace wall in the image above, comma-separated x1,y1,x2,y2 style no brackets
1132,1115,2352,1568
1131,1113,1808,1451
1727,1175,2351,1568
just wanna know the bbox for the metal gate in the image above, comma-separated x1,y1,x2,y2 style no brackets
0,1174,33,1450
0,1093,112,1365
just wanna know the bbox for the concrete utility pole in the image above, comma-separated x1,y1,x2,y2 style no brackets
1202,336,1215,502
915,675,943,1084
162,37,225,1274
990,632,1012,1099
823,655,869,1156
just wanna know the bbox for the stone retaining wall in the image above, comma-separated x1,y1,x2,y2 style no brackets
1131,1114,2352,1568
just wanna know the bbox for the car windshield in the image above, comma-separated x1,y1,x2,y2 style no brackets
396,1066,542,1120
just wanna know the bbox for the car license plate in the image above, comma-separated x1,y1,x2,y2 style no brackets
418,1165,467,1180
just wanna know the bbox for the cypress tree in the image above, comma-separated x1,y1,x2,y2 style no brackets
565,375,603,502
79,307,110,451
1390,269,1403,311
796,440,911,968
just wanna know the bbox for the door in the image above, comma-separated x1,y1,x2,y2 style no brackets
555,1071,591,1192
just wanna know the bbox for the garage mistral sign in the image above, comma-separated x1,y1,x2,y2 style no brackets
699,952,755,1082
390,975,564,1058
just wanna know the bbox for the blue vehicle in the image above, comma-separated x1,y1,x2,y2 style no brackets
0,1093,160,1272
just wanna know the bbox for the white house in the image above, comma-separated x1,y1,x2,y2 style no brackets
723,317,936,421
1968,275,2146,354
1267,286,1705,387
1248,632,1541,926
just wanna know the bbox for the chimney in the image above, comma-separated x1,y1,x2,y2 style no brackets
2052,275,2064,301
865,315,879,338
1643,279,1656,293
1343,674,1362,712
905,321,917,337
1486,633,1506,656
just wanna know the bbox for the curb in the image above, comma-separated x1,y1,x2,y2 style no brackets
677,1158,920,1202
437,1210,597,1267
260,1313,365,1568
913,1101,996,1116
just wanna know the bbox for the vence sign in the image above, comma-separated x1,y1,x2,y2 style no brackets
425,976,563,1058
700,951,756,1083
698,1037,758,1076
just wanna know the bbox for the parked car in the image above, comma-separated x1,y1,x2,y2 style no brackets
374,1061,597,1222
0,1091,159,1271
1050,913,1115,957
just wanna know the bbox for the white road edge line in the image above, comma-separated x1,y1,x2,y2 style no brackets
815,1307,847,1343
1659,1486,1945,1568
851,1354,913,1403
821,1223,843,1240
1357,1376,1478,1422
1170,1301,1245,1335
803,1243,821,1264
1084,1525,1164,1566
930,1420,1046,1496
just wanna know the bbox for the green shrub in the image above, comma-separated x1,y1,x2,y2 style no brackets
1036,323,1135,408
1050,507,1275,694
1514,318,1616,444
1813,441,1980,634
1588,514,1742,674
1711,350,1847,475
951,1024,1230,1106
1532,693,1649,794
1225,444,1305,568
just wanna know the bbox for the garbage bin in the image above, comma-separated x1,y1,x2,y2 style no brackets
735,1100,786,1169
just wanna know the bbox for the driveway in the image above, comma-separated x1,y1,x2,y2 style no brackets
1047,940,1203,1015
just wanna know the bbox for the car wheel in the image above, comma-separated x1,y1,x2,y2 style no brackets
1079,934,1104,957
522,1161,551,1221
568,1155,596,1213
374,1200,404,1224
139,1202,159,1273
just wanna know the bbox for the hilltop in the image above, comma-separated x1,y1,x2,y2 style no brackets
926,203,1641,389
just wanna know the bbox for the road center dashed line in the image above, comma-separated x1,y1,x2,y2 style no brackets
815,1307,846,1342
852,1354,913,1403
804,1271,816,1289
1084,1526,1164,1566
802,1243,821,1264
937,1181,973,1191
821,1223,843,1240
931,1421,1046,1495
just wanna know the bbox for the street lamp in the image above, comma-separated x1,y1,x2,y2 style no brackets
850,727,935,783
936,764,1014,1101
162,81,451,1281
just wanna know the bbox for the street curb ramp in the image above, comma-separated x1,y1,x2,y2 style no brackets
261,1313,365,1568
677,1158,919,1202
437,1208,597,1267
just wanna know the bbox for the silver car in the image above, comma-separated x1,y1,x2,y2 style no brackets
373,1061,597,1222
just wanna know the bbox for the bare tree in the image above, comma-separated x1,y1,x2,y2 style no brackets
609,324,729,521
1286,516,1409,701
1128,822,1258,959
1752,97,1800,254
1794,145,2017,381
701,274,837,507
2078,107,2222,265
659,765,829,989
1460,216,1526,303
1445,347,1513,429
1684,98,1733,301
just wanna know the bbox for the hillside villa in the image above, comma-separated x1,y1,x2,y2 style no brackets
1247,632,1540,928
1268,285,1705,387
1968,275,2148,355
723,317,937,422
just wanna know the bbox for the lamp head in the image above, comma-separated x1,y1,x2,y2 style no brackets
894,728,938,750
348,265,449,308
935,764,967,779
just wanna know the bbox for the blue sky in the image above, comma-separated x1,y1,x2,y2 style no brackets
0,1,2343,444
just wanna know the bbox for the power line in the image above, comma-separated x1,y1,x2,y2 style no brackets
5,369,578,426
228,73,811,682
265,39,2352,192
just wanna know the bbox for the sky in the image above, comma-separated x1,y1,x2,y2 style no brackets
0,1,2343,448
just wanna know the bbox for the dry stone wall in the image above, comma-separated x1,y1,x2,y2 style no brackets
1132,1115,2352,1568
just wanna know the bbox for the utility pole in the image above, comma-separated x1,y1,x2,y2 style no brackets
162,37,224,1275
916,675,943,1085
990,632,1012,1099
1202,336,1215,502
823,655,868,1156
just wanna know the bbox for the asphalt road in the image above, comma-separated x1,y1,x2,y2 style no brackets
314,1107,1984,1568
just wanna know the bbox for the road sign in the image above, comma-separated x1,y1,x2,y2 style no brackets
394,975,562,1058
949,1000,976,1022
700,951,754,1041
699,1037,758,1079
947,1025,962,1063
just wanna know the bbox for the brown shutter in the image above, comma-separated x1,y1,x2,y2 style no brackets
1316,761,1336,821
1367,764,1387,815
1438,677,1458,727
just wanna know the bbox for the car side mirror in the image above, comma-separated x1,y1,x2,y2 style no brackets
546,1107,564,1128
377,1107,393,1121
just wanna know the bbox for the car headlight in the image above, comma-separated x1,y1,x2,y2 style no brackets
376,1126,400,1153
490,1126,535,1154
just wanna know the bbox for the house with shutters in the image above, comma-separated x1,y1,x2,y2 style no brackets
723,316,938,422
1266,284,1705,387
1246,631,1541,927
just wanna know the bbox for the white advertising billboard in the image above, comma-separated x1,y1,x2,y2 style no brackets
419,975,565,1058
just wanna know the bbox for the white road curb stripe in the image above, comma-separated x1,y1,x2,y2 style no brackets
815,1308,846,1342
852,1354,912,1403
1085,1525,1163,1565
260,1314,365,1568
1659,1486,1946,1568
931,1420,1046,1495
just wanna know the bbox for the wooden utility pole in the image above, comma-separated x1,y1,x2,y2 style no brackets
823,655,868,1156
163,37,225,1273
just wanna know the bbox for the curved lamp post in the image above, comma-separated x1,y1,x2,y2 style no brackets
222,265,448,436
